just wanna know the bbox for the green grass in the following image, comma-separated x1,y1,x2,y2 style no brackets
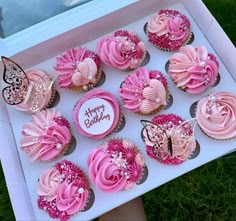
0,0,236,220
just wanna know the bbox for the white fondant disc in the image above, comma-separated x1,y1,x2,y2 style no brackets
78,98,114,135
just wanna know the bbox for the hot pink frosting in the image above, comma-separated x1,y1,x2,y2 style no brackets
168,45,219,94
119,67,168,114
54,47,101,90
97,30,146,71
142,114,196,165
21,109,71,161
147,9,191,51
73,89,120,139
196,92,236,139
87,138,145,193
37,160,90,221
14,70,53,113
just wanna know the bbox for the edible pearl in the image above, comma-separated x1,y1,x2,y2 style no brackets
88,75,93,80
56,143,62,149
156,98,161,103
83,85,88,91
209,96,216,102
200,61,206,67
78,188,84,194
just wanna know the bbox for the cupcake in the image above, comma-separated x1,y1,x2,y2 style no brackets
54,47,102,91
196,91,236,140
97,30,146,71
141,114,196,165
20,109,72,161
37,160,92,221
1,56,56,113
146,9,192,51
87,138,145,193
119,67,168,115
73,89,122,139
168,45,219,94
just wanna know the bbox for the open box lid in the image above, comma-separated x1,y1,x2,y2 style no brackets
0,0,236,220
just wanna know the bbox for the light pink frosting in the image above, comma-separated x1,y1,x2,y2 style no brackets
54,47,101,89
196,92,236,139
97,30,146,71
168,45,219,94
21,109,71,161
147,9,191,51
37,160,90,221
73,89,120,139
37,167,60,201
119,67,167,114
14,70,52,113
87,138,145,193
143,114,196,165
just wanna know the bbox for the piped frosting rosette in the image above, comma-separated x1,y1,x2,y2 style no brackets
87,138,145,193
146,9,191,51
119,67,168,115
54,47,102,91
37,160,91,221
97,30,146,71
196,91,236,140
141,114,196,165
20,109,72,161
168,45,219,94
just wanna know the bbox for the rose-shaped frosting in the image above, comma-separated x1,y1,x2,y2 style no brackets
37,160,91,221
87,138,145,193
196,92,236,139
73,89,120,139
97,30,146,71
21,109,71,161
119,67,168,114
142,114,196,165
56,181,89,215
168,45,219,94
147,9,191,51
37,167,60,201
54,47,101,89
15,70,53,113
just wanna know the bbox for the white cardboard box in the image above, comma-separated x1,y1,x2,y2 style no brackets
0,0,236,220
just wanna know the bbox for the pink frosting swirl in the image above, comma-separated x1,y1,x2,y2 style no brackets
15,70,52,113
37,167,60,201
97,30,146,71
87,138,145,193
168,45,219,94
143,114,196,165
73,89,120,139
54,47,101,89
21,109,71,161
119,67,168,114
37,160,91,221
147,9,191,51
56,181,89,215
196,92,236,139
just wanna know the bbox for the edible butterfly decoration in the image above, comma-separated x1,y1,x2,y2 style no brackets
141,120,173,160
1,56,54,112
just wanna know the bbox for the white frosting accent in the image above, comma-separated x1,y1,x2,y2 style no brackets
78,98,114,135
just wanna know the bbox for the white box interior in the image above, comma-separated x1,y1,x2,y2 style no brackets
1,0,236,220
